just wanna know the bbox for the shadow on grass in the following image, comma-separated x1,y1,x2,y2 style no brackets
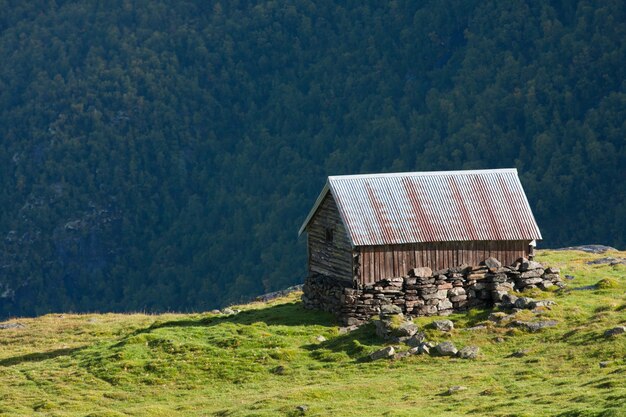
0,346,84,367
122,301,339,341
303,322,381,362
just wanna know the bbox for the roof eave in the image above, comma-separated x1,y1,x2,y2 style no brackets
298,181,330,236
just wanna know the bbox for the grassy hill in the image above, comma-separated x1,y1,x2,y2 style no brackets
0,249,625,417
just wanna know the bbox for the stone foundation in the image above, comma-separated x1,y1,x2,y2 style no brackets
302,258,562,325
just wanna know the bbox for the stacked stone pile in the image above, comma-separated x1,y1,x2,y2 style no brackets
301,274,351,315
303,257,563,325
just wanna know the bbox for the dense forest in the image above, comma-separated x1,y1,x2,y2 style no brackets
0,0,624,318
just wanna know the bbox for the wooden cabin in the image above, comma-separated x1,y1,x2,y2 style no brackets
298,169,542,287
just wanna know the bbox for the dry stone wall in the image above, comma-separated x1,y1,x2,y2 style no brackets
302,257,563,325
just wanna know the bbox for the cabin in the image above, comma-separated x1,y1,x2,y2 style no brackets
299,168,542,287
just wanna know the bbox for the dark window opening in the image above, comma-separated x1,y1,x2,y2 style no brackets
325,228,334,242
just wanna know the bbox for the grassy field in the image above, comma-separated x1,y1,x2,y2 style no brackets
0,249,625,417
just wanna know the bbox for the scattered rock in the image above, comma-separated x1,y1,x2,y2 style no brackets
514,297,535,309
565,275,575,280
555,245,616,254
483,257,502,269
393,351,411,360
221,308,236,315
446,386,467,395
296,404,308,414
599,361,611,368
396,321,419,338
432,341,458,357
210,309,221,314
405,332,426,347
315,335,327,342
380,304,403,318
457,346,480,359
338,325,359,335
510,349,529,358
587,257,626,266
418,342,435,355
0,322,25,330
604,326,626,337
512,320,558,332
431,319,454,332
465,325,488,331
370,346,395,361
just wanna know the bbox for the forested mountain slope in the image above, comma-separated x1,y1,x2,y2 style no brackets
0,0,624,317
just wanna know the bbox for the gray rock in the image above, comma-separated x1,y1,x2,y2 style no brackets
432,319,454,332
529,300,556,309
405,332,426,347
370,346,395,360
483,257,502,269
555,245,616,254
296,404,308,413
418,342,434,355
513,320,558,332
457,346,480,359
448,287,466,297
432,341,458,357
380,304,403,317
397,321,419,337
221,307,236,315
393,351,411,360
587,257,626,266
514,297,535,309
604,326,626,337
0,322,25,330
408,346,420,355
410,267,433,278
315,335,327,342
599,361,611,368
447,386,467,395
210,309,221,314
511,349,529,358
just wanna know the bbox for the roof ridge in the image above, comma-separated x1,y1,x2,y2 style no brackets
328,168,517,181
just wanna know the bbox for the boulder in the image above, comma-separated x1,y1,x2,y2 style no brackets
370,346,395,360
457,346,480,359
483,257,502,269
380,304,403,318
0,322,25,330
432,341,458,357
431,319,454,332
513,320,558,332
446,386,467,395
405,332,426,347
410,267,433,278
514,297,535,309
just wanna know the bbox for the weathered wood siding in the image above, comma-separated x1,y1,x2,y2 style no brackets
356,240,531,285
306,193,353,282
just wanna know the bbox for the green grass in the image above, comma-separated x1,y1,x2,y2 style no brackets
0,250,625,416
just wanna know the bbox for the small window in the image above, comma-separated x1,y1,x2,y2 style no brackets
325,227,334,242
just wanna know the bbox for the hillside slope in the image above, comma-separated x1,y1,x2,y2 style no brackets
0,250,625,416
0,1,625,317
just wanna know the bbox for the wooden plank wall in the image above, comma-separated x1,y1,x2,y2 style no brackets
358,240,530,285
306,194,353,282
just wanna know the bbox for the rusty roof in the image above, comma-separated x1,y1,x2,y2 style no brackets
298,168,542,246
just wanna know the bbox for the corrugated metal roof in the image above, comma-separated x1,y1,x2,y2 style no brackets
299,168,542,246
